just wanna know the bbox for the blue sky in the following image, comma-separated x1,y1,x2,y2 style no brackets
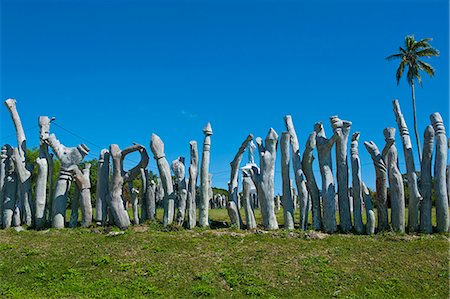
1,0,448,194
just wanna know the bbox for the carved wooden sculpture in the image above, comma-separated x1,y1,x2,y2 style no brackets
5,99,32,226
382,128,405,233
350,132,363,234
302,131,321,230
419,126,434,233
393,99,422,232
187,141,198,229
315,122,338,233
2,145,18,227
95,149,110,225
110,143,148,229
69,185,80,228
69,163,92,227
362,182,376,235
129,184,139,225
35,116,52,229
227,134,252,229
330,116,352,232
283,116,308,230
364,140,388,231
147,179,157,221
280,132,294,230
0,145,5,228
150,134,175,227
430,112,449,232
172,157,188,226
199,123,213,227
249,128,279,230
242,172,257,229
45,133,90,228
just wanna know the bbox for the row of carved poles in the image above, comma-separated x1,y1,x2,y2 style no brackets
1,98,448,233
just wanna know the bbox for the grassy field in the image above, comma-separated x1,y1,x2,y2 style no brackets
0,208,448,298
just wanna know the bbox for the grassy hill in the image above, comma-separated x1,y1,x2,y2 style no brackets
0,208,448,298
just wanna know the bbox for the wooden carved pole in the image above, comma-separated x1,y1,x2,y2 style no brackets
4,99,32,226
364,140,389,231
280,132,294,230
284,116,308,230
242,172,257,229
95,149,110,225
2,145,17,227
350,132,363,234
393,99,422,232
430,112,449,232
0,145,6,228
150,134,175,227
140,168,148,221
199,123,213,227
330,116,352,232
382,128,405,233
362,182,376,235
420,126,434,233
302,131,321,230
314,122,338,233
249,128,279,230
172,157,188,226
227,134,252,229
109,143,148,229
186,141,198,229
45,133,90,228
68,163,92,227
35,116,52,229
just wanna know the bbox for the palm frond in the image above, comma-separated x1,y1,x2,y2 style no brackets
417,60,435,77
404,35,415,51
406,64,418,86
396,61,406,85
416,47,440,57
386,53,403,61
414,38,433,50
399,47,407,54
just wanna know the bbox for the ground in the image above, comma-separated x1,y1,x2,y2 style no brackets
0,209,448,298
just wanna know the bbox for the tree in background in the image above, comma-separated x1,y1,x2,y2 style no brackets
386,35,439,162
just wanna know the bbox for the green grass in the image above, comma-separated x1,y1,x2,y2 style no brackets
0,209,448,298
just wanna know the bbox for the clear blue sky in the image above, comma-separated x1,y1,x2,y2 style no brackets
1,0,448,194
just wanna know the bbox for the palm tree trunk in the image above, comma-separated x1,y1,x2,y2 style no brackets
411,82,422,162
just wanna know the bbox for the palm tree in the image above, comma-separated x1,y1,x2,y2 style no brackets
386,35,439,162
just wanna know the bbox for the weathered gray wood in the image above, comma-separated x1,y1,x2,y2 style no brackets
430,112,449,232
140,168,148,221
382,128,405,233
150,134,175,227
242,174,257,229
283,116,308,230
147,179,157,222
172,157,187,226
187,141,198,229
110,144,148,229
0,146,6,228
419,126,434,233
5,99,32,226
199,123,213,227
95,149,110,225
362,182,376,235
2,145,17,228
393,99,422,232
302,131,322,230
280,132,294,230
364,140,389,231
45,133,90,228
35,116,52,229
227,134,252,229
330,116,352,232
315,122,338,233
11,147,33,226
350,132,363,234
250,128,279,230
129,184,139,225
